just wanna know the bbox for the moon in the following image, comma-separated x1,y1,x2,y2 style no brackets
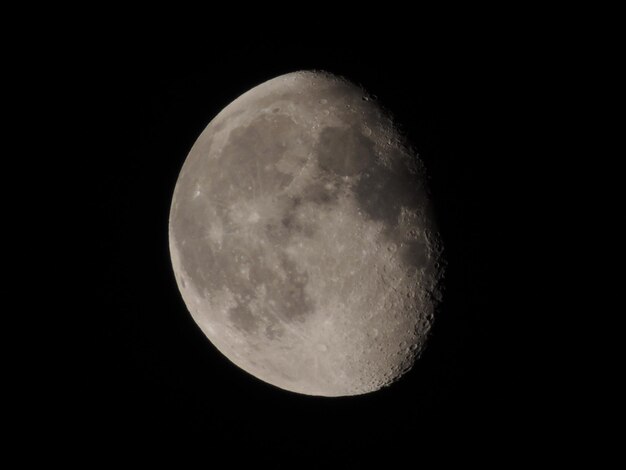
169,71,444,396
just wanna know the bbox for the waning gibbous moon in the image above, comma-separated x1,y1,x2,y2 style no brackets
169,71,444,397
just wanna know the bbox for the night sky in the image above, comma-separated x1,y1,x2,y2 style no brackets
79,41,533,458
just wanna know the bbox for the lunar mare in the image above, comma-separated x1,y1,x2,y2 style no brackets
169,71,444,396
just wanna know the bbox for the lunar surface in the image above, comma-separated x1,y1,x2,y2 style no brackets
169,71,444,396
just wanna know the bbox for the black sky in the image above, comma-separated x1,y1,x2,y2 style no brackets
78,41,534,457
